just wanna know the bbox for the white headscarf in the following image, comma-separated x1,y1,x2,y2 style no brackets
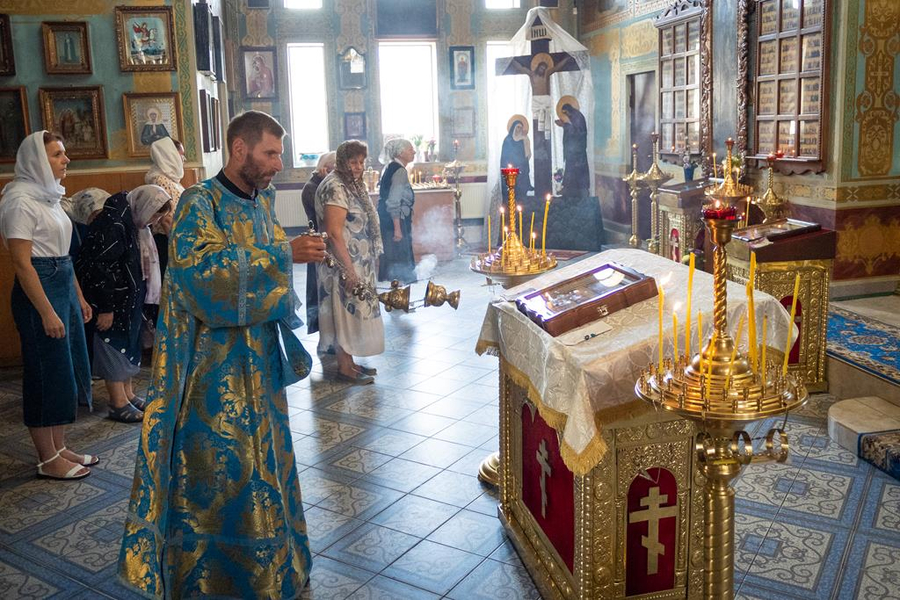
126,184,171,305
145,137,184,184
379,138,413,165
66,187,109,225
1,131,66,205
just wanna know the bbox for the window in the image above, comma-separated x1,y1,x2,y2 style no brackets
486,0,520,8
655,6,702,158
486,41,518,139
378,42,438,144
286,43,329,164
283,0,322,9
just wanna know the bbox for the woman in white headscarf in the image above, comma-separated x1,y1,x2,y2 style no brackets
75,185,171,423
377,138,417,283
0,131,95,480
144,136,185,277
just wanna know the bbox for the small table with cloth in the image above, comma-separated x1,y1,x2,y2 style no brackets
476,248,795,599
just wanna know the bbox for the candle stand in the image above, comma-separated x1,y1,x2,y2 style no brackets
643,132,673,255
443,160,468,255
472,167,557,486
623,143,643,248
635,139,807,599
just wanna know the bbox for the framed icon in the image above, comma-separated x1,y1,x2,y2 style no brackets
39,86,107,159
114,5,177,71
42,21,91,74
449,46,474,90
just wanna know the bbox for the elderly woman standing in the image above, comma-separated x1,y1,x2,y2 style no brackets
0,131,95,480
377,138,417,283
144,137,185,278
75,185,171,423
315,140,384,384
301,151,335,335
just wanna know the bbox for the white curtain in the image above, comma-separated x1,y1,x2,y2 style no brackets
484,7,595,242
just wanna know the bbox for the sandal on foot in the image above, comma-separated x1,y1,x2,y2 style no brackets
36,452,90,480
354,365,377,376
336,371,375,385
128,395,148,411
59,446,99,466
108,403,144,423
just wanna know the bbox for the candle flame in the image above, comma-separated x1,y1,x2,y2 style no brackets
660,273,672,287
545,194,551,202
517,205,523,212
673,301,682,312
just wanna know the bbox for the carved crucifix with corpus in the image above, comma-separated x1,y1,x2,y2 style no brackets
497,16,580,200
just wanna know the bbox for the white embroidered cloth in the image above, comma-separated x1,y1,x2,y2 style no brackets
476,248,796,474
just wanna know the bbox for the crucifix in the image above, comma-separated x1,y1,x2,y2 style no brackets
536,439,552,518
497,16,579,200
628,486,678,575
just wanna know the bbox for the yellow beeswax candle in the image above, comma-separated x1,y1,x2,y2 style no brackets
673,310,679,359
487,215,491,253
541,194,551,256
685,252,695,356
657,277,666,368
697,311,703,360
727,313,745,389
747,251,757,372
782,273,801,375
518,205,523,240
529,212,535,250
760,314,768,383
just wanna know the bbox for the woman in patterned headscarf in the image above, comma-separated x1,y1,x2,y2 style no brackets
314,140,384,384
75,185,171,423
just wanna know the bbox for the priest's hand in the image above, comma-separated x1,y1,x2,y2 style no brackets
290,234,326,263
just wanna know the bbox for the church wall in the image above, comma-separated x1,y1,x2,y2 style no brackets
0,0,224,181
579,0,900,294
228,1,579,224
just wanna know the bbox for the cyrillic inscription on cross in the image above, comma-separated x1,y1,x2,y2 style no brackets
496,16,579,200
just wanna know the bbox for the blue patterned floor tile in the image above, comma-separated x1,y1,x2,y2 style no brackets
836,533,900,599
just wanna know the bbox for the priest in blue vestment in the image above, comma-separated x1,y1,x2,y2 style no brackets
118,111,326,598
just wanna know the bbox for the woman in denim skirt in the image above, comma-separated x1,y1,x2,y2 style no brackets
0,131,96,480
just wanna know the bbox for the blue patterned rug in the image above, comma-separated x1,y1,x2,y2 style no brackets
827,306,900,386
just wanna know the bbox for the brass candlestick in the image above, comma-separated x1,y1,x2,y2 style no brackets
623,143,642,248
758,153,789,223
635,138,807,599
444,160,468,254
643,132,673,255
470,168,556,288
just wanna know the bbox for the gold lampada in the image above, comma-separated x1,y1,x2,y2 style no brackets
643,132,673,255
758,152,790,223
635,139,807,600
470,167,557,287
623,143,642,248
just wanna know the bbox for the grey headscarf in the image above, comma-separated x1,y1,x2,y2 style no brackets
379,138,413,164
66,187,109,225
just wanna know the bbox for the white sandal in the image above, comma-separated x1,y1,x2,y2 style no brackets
36,451,90,480
58,445,99,466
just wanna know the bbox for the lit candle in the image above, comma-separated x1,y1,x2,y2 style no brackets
672,303,680,359
712,153,718,179
745,196,752,227
685,252,695,356
487,215,492,253
531,231,536,252
760,315,768,383
782,273,801,375
529,211,535,251
746,251,757,372
658,278,665,368
541,194,551,256
517,205,523,240
727,313,746,389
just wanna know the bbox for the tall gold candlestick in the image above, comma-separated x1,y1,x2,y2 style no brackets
624,143,642,248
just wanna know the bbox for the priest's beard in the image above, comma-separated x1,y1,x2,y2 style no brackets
238,154,277,191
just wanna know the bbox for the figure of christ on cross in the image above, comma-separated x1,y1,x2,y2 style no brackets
497,17,579,200
537,439,552,518
628,486,679,575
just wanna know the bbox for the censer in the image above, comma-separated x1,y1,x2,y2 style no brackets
470,167,557,288
634,139,807,600
308,225,460,313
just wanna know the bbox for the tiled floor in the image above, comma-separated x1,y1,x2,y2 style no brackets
0,255,897,599
833,294,900,328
